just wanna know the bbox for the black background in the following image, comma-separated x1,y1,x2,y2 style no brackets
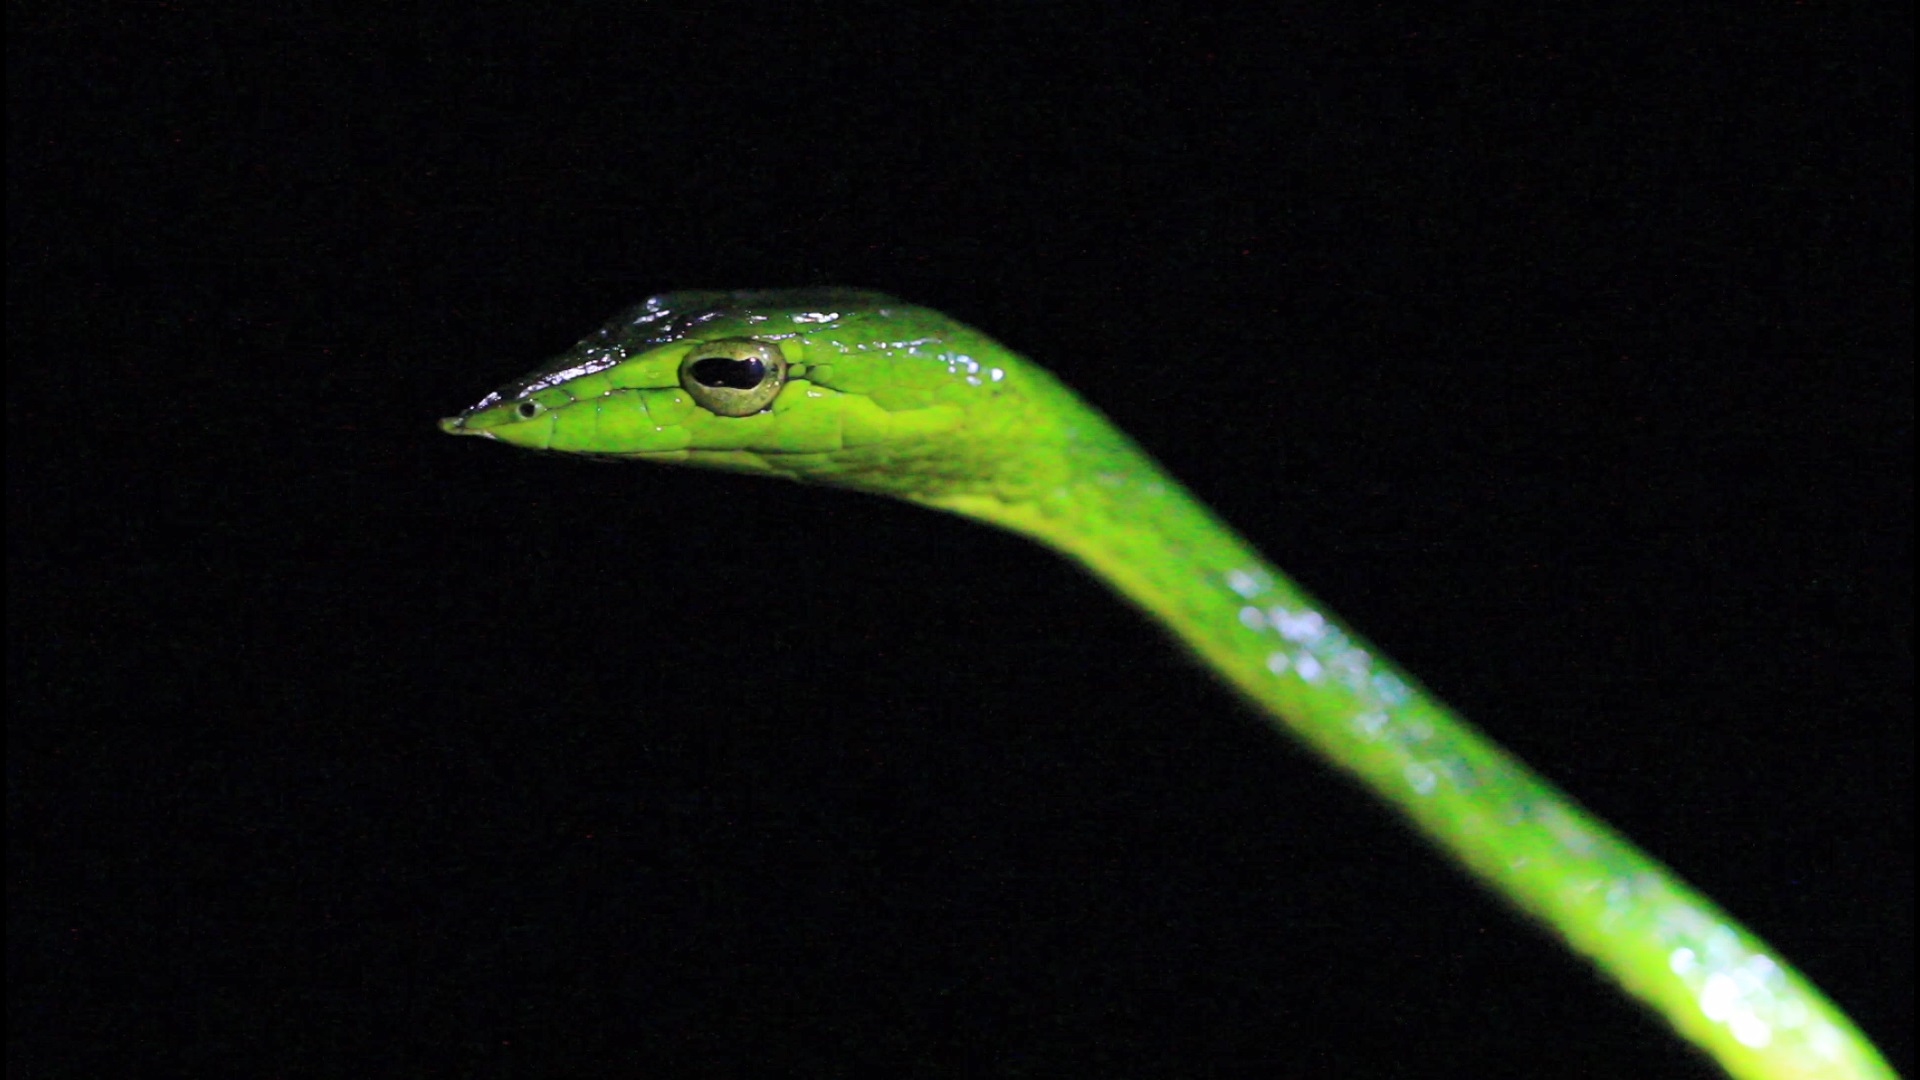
8,6,1911,1078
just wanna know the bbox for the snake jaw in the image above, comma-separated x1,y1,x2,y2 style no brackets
438,415,492,438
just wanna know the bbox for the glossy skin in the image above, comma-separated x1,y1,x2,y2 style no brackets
442,290,1895,1080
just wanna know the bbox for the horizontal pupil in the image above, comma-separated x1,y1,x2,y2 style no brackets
691,356,766,390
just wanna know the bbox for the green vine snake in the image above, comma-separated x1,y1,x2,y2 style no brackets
440,289,1895,1080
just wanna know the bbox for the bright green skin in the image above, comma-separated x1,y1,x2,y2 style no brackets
441,289,1895,1080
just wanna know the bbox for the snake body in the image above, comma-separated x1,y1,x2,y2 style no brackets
442,289,1894,1080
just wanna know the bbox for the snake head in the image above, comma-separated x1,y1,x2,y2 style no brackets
439,289,1070,496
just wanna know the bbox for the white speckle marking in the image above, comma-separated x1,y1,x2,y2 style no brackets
1272,608,1327,645
1731,1012,1772,1049
1371,671,1411,705
1226,569,1267,599
1703,975,1737,1019
1404,762,1437,794
1329,650,1372,690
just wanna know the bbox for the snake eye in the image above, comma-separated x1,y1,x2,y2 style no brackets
679,338,789,417
514,400,545,420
